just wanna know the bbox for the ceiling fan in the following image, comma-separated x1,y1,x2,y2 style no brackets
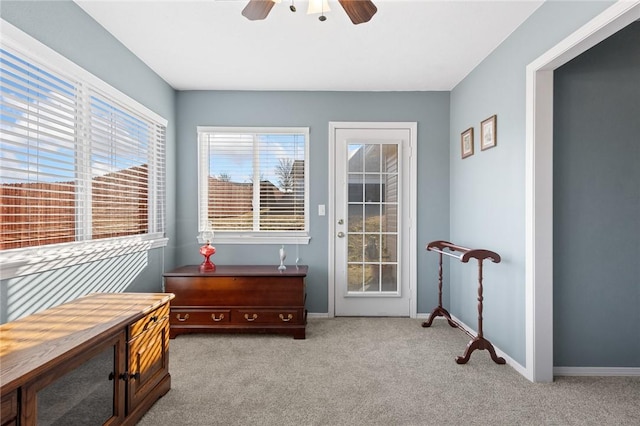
242,0,377,25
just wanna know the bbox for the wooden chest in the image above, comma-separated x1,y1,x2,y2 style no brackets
163,265,308,339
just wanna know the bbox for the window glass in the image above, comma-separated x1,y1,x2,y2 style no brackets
198,127,309,243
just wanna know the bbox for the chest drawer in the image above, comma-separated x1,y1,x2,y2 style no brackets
129,303,170,339
170,309,231,325
232,309,303,325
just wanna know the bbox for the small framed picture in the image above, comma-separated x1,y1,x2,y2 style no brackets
481,115,497,150
461,127,474,159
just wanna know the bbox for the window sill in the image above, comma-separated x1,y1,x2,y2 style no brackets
0,235,168,280
197,232,311,245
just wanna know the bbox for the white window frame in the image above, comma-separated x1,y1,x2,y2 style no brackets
197,126,310,245
0,20,167,280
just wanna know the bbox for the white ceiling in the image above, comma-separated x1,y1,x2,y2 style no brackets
74,0,544,91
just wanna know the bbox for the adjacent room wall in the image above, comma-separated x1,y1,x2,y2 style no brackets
553,22,640,367
175,90,450,314
448,0,614,366
0,0,176,323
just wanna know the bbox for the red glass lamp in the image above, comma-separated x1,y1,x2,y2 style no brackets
198,230,216,272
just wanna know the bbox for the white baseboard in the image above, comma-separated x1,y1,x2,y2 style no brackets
554,367,640,377
307,312,330,319
439,318,640,378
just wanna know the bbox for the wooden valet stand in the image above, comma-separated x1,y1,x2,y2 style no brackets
422,240,506,365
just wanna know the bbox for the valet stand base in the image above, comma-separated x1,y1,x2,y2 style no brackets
455,334,506,365
422,307,505,365
423,308,505,365
421,306,457,328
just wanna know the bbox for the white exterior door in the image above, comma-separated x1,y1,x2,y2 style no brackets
329,123,416,317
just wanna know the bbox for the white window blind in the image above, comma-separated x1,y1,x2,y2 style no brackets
87,91,166,241
1,48,79,249
198,127,309,244
0,44,166,252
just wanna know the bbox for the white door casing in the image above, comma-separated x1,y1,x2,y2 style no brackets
525,1,640,382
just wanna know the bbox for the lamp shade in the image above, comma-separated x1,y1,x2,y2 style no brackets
307,0,330,14
198,230,214,243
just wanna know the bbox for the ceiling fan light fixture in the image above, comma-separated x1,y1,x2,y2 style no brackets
307,0,330,15
243,0,377,24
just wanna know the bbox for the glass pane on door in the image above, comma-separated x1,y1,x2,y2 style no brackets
347,142,398,294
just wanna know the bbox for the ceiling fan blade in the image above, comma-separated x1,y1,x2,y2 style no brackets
242,0,275,21
338,0,377,25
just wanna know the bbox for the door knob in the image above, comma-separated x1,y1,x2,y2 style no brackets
337,232,345,238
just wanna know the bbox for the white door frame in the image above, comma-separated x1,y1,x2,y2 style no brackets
328,122,417,318
525,0,640,382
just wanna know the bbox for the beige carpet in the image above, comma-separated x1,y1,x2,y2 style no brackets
138,318,639,425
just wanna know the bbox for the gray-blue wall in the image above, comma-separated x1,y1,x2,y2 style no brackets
0,0,176,322
1,0,634,371
175,91,450,314
553,22,640,367
449,1,614,365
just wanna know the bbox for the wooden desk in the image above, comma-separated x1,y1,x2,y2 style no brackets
0,293,174,426
164,265,308,339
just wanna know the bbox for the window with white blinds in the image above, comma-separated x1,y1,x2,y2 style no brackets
0,37,166,256
197,127,309,244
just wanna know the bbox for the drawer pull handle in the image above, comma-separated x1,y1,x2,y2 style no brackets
244,313,258,322
211,313,225,322
279,314,293,322
176,313,190,322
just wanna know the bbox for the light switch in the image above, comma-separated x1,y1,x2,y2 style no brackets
318,204,326,216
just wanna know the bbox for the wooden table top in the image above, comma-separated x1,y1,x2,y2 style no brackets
0,292,174,394
164,264,309,277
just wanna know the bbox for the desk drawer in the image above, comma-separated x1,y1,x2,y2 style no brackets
129,303,169,339
170,309,231,325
